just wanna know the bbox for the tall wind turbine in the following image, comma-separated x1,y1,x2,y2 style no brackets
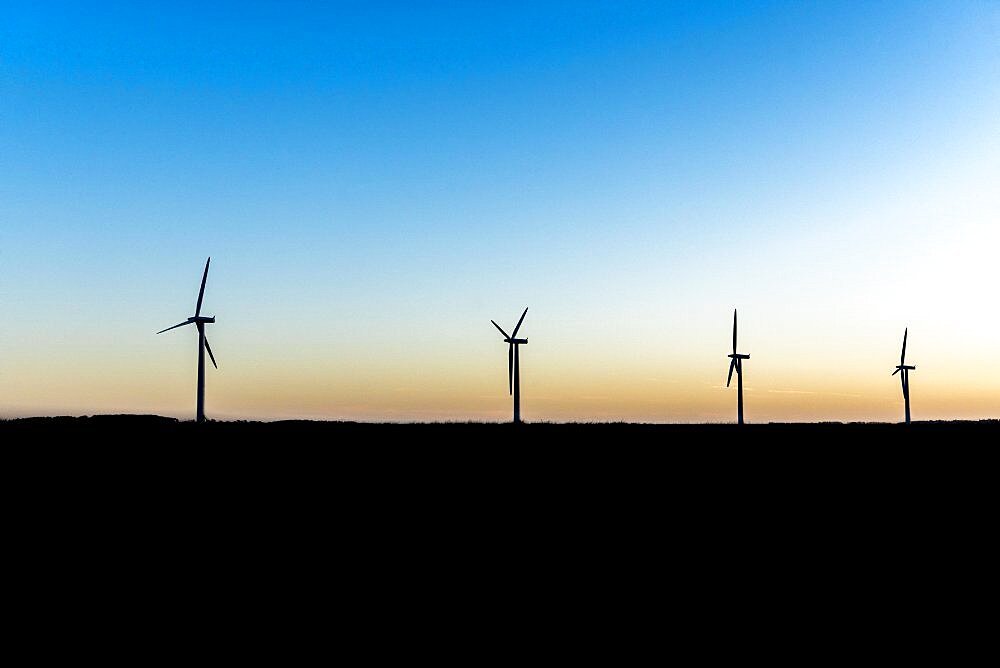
157,257,218,423
892,328,916,424
726,309,751,425
491,307,529,424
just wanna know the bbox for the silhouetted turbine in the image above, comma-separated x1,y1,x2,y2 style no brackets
491,307,528,424
726,309,750,425
157,257,218,423
891,327,916,424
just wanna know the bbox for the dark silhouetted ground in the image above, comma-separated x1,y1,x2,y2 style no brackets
4,414,992,646
3,413,996,445
4,415,994,493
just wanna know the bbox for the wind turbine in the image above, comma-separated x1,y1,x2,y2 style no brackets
726,309,750,425
491,307,529,424
157,257,218,423
891,328,916,424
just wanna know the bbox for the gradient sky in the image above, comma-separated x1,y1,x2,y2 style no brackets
2,1,998,422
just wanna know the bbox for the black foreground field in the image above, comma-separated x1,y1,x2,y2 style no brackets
4,414,994,644
7,414,994,546
3,413,997,445
4,415,995,491
7,414,994,519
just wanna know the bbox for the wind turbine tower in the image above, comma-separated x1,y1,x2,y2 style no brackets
892,328,916,424
491,307,529,424
157,257,219,423
726,309,751,425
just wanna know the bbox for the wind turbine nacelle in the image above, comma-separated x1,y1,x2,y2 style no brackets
190,316,216,324
505,338,528,345
896,365,915,370
728,353,750,359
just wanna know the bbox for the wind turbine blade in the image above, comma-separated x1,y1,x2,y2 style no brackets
900,371,906,397
204,337,218,369
726,358,736,387
511,307,529,338
900,327,907,365
732,309,737,354
195,257,211,317
891,368,900,376
491,320,510,339
156,320,192,334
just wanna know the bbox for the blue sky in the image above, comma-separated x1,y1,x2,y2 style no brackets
1,2,998,420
